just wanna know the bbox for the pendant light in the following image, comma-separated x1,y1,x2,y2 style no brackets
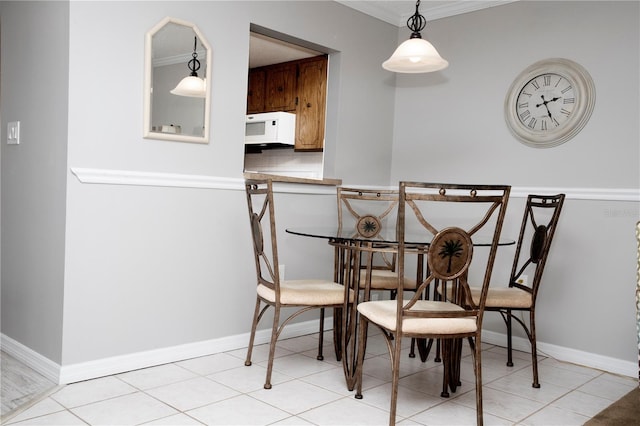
382,0,448,73
171,36,206,98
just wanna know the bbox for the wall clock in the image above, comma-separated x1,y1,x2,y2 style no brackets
504,58,595,148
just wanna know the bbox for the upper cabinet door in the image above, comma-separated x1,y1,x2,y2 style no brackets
295,56,328,151
264,63,298,112
247,69,266,114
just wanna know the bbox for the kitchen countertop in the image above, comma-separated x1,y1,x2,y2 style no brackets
243,172,341,186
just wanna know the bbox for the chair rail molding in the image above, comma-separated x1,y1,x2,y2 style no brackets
70,167,640,201
70,168,334,195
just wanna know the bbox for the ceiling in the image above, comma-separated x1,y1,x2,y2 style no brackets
250,1,516,68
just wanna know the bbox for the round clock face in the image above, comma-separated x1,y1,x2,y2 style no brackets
505,58,595,148
516,73,575,132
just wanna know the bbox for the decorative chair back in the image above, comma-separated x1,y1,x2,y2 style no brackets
509,194,565,300
245,179,280,300
337,187,400,271
397,182,511,326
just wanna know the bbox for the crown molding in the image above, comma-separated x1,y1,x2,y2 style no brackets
421,0,518,21
336,0,518,27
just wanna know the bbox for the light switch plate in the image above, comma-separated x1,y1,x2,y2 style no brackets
7,121,20,145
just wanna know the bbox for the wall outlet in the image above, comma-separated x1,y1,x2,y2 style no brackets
7,121,20,145
516,275,528,286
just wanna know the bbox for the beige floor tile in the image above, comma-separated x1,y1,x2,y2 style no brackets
249,379,342,415
208,364,294,393
263,352,339,378
485,373,571,404
50,376,136,408
8,410,87,425
576,373,638,401
298,396,390,425
70,392,177,425
4,397,66,424
408,400,513,425
176,352,245,375
550,389,617,418
141,412,204,425
145,376,240,411
356,382,444,419
454,386,545,422
519,405,590,426
115,363,197,390
186,394,290,425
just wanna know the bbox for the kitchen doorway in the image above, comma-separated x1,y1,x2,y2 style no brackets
243,28,329,179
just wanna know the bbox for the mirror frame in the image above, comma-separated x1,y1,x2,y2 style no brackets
143,17,212,144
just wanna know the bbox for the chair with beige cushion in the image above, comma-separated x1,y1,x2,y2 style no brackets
244,179,353,389
355,182,510,426
337,187,417,298
469,193,565,388
338,187,426,358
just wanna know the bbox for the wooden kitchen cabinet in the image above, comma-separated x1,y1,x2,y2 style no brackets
264,62,297,112
247,54,328,151
247,69,266,114
295,56,327,151
247,62,296,113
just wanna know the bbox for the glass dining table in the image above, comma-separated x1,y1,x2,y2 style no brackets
286,226,515,394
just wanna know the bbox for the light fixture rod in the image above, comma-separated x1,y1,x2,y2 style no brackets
188,36,201,77
407,0,426,39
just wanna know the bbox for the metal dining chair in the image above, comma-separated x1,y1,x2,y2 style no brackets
337,187,418,298
355,182,510,426
337,187,425,358
244,179,354,389
468,193,565,388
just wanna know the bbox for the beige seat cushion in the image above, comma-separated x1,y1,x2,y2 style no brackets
357,300,477,334
258,279,351,305
469,286,532,309
359,269,416,290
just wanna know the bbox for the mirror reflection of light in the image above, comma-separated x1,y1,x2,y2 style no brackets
144,17,211,142
170,36,206,97
171,76,206,98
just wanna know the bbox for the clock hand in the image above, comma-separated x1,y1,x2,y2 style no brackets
536,95,554,119
536,95,562,108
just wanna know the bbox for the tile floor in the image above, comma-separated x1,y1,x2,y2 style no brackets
3,330,637,426
1,352,58,417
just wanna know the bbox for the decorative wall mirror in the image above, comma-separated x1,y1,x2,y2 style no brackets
144,17,212,143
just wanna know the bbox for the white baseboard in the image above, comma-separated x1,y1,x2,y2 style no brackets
3,324,636,385
0,334,60,384
482,330,637,378
2,319,328,384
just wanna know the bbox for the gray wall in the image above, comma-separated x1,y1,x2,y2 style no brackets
1,0,638,381
390,1,639,363
0,1,69,364
0,0,397,370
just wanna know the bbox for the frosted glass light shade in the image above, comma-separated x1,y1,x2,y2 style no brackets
382,38,448,73
170,76,206,98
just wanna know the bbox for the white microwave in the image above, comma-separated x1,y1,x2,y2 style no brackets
245,112,296,146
